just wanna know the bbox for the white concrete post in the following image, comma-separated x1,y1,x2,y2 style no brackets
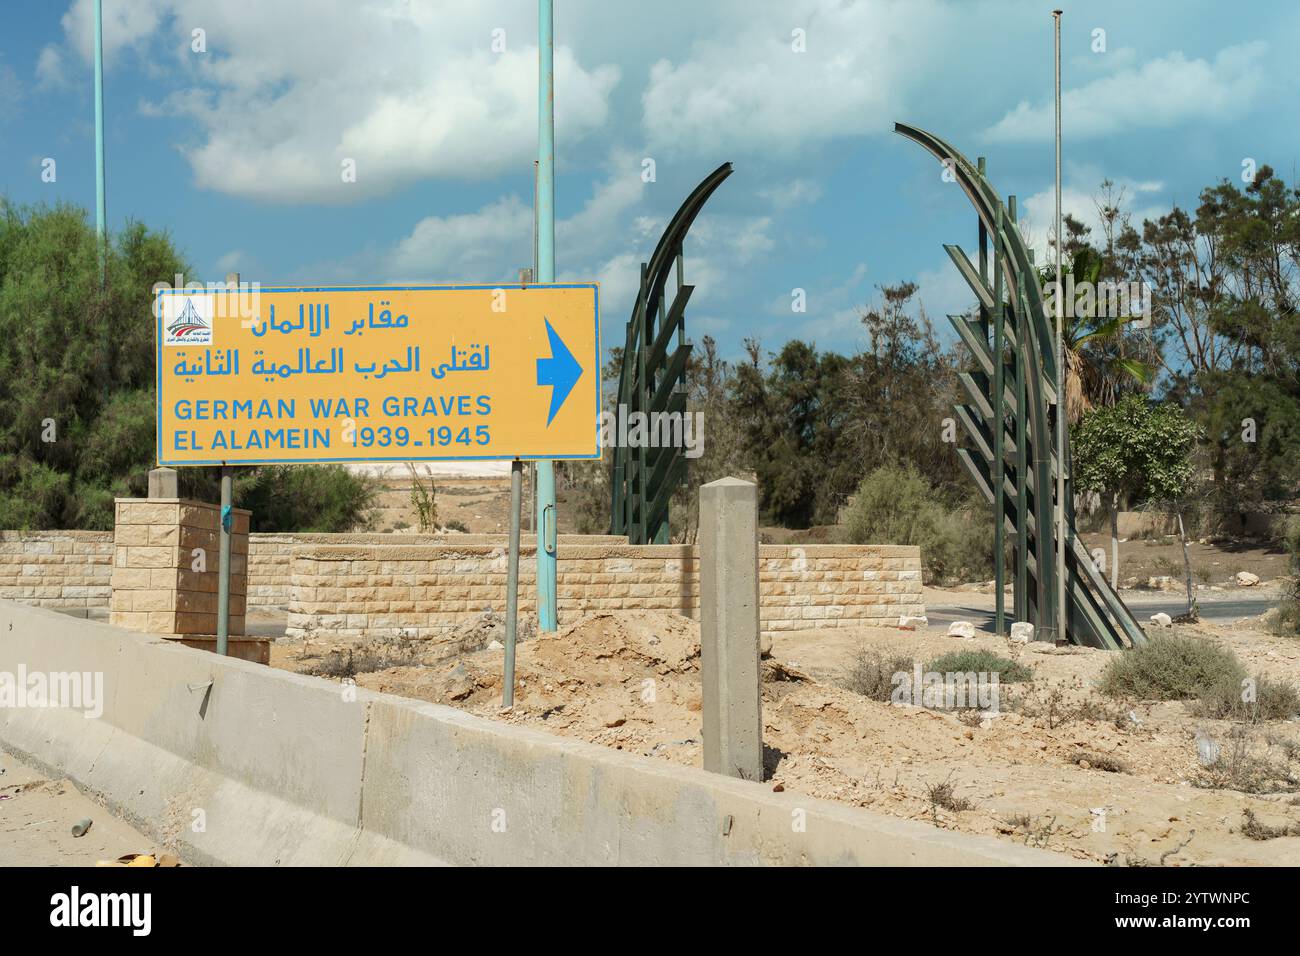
148,467,178,499
699,477,763,782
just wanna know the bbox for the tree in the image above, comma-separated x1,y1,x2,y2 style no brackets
0,199,377,531
729,338,851,527
1071,396,1200,608
841,282,965,494
1042,206,1155,423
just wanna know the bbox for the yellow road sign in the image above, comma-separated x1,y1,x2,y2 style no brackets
156,283,599,465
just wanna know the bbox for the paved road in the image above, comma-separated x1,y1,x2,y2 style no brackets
925,594,1276,632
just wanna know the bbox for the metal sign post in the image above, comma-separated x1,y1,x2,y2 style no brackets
503,459,523,707
216,466,232,656
214,271,241,657
535,0,558,633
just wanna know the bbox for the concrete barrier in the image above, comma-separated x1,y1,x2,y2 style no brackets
0,599,1081,866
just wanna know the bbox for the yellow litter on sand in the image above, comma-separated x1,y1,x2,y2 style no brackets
95,853,180,867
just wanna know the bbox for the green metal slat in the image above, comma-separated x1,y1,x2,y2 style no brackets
958,449,1121,649
649,343,692,414
944,244,996,311
647,284,694,371
646,454,688,538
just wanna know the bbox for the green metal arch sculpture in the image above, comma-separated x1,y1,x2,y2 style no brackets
896,122,1145,649
611,162,733,543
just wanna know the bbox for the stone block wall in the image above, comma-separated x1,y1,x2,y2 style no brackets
0,531,113,608
760,545,923,631
109,499,251,635
286,542,923,650
248,532,628,608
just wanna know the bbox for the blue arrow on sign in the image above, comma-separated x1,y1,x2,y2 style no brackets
536,317,583,426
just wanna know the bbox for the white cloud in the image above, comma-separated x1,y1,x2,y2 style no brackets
916,258,978,322
214,250,247,274
985,42,1267,142
34,46,67,89
389,196,532,282
1019,177,1167,264
379,155,775,330
760,178,824,211
46,0,621,203
55,0,171,66
641,0,943,157
758,262,871,343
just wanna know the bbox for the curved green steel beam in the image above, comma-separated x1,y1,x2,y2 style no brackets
894,121,1146,648
895,123,1058,386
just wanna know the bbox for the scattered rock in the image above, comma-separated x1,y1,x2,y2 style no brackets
487,640,504,651
899,615,928,630
1146,575,1180,591
1009,622,1034,644
947,621,976,639
1234,571,1260,587
1149,612,1173,628
444,662,475,701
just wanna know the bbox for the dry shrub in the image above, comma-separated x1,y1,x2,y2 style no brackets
1100,634,1244,701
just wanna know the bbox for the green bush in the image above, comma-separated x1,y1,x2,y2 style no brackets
0,201,383,534
234,465,378,533
0,203,183,529
843,464,991,585
925,649,1032,682
1271,517,1300,638
1196,672,1300,722
1099,634,1245,701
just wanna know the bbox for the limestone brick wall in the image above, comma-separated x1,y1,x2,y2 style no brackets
286,542,923,649
248,532,628,608
0,531,114,609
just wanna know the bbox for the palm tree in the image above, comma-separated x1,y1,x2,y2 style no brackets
1040,247,1155,423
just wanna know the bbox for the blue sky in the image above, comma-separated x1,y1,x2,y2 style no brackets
1,0,1296,364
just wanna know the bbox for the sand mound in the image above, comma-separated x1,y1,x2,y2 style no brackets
305,608,1300,865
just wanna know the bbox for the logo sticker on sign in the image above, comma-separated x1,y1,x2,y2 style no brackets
162,295,214,346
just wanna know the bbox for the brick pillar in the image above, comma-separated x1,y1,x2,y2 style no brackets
110,498,249,636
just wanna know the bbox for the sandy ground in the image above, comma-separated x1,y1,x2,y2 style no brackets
1075,532,1292,587
0,751,165,866
275,606,1300,866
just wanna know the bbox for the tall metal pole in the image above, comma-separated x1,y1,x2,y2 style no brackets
216,272,238,657
93,0,106,278
992,201,1006,638
1010,197,1028,623
504,460,523,707
1053,9,1067,644
535,0,558,632
217,466,232,656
